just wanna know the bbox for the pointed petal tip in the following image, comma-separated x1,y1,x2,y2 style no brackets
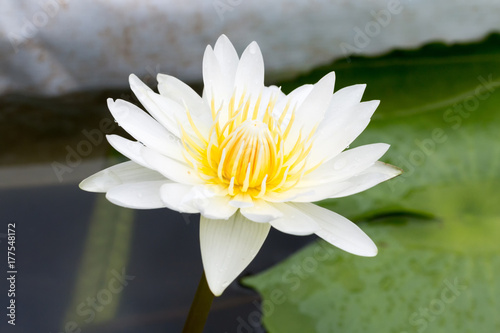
356,241,378,257
216,33,230,44
204,44,214,55
330,233,378,258
79,173,109,193
156,73,173,83
380,162,404,177
200,214,270,297
322,71,336,83
78,178,96,192
247,40,261,54
206,278,227,297
128,73,141,86
106,98,115,109
394,166,404,176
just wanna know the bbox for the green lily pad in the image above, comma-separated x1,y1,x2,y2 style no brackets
244,34,500,333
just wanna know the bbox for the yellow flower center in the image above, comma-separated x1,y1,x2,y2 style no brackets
218,120,276,191
180,91,318,198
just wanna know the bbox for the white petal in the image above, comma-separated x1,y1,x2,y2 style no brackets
79,161,165,193
251,85,284,121
309,100,380,163
106,134,149,168
157,73,211,121
282,72,335,154
198,195,238,220
202,45,229,109
106,180,169,209
273,84,313,128
129,74,183,137
161,183,237,219
269,202,320,235
241,200,283,223
107,98,184,160
290,161,401,202
159,183,201,214
229,193,253,208
147,89,211,139
141,147,203,185
276,84,313,114
299,143,390,187
295,71,335,133
324,84,366,122
296,203,377,257
213,34,239,85
328,161,402,198
200,213,270,296
234,41,265,100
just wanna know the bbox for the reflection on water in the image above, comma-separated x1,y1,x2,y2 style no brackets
0,92,314,332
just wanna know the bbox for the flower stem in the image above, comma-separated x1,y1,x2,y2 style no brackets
182,271,214,333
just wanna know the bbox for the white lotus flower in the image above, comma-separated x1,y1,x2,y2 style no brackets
80,35,401,296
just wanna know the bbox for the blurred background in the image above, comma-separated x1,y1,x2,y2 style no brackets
1,0,500,332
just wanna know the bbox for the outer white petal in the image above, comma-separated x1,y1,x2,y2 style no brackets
141,147,203,185
200,213,270,296
262,182,351,203
298,143,390,187
159,183,201,214
203,35,241,107
309,100,380,163
324,84,366,122
106,135,149,168
241,200,283,223
105,180,169,209
328,161,402,198
145,89,210,139
234,41,265,100
157,73,211,122
268,202,320,235
202,45,229,109
107,98,184,160
296,203,378,257
290,161,401,202
79,161,165,193
213,34,239,85
282,72,335,153
294,71,335,134
129,74,183,138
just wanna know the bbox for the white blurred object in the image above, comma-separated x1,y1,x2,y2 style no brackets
1,0,499,96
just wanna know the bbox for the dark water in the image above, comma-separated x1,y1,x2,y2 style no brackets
0,92,315,333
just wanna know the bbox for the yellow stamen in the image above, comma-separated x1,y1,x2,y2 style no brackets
182,89,319,198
